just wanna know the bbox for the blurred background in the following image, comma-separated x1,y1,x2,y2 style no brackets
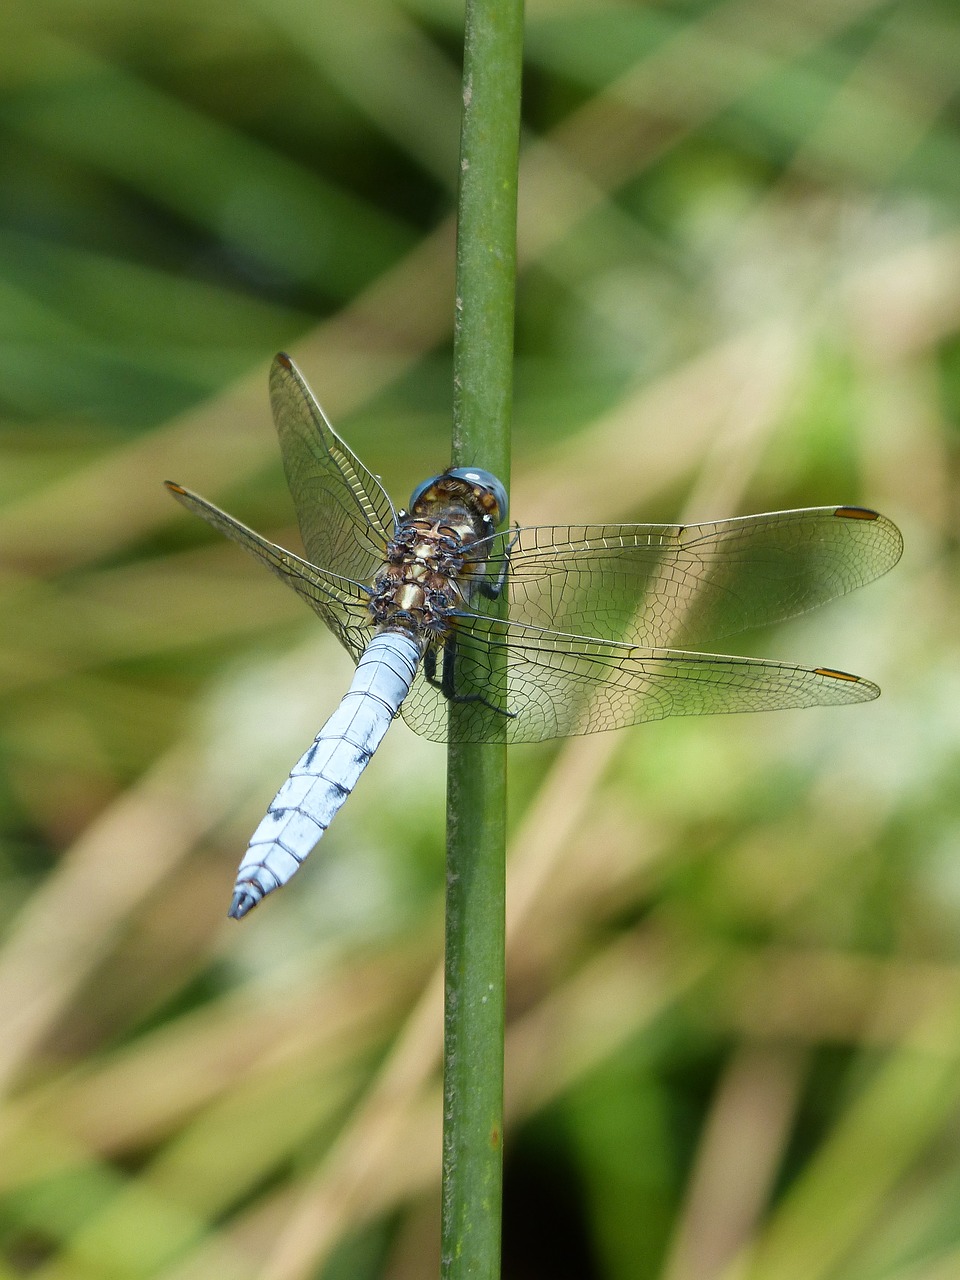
0,0,954,1276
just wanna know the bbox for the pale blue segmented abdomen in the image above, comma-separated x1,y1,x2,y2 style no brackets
229,631,422,918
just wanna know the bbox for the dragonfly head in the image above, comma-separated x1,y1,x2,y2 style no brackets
408,468,508,529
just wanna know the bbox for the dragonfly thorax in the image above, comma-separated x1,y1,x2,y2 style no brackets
370,513,486,643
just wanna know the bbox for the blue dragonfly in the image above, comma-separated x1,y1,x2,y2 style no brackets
166,354,902,918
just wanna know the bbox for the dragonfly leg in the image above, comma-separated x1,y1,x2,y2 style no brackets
424,639,516,719
478,523,520,600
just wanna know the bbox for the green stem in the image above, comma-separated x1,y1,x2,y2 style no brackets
442,0,523,1276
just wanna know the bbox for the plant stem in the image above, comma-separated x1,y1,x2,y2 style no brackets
442,0,523,1276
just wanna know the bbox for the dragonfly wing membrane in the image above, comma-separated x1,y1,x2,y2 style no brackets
498,507,902,649
399,614,879,744
165,483,373,661
269,354,396,583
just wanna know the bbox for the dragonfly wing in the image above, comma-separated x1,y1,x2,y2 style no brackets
399,615,880,744
165,483,373,661
269,353,397,582
492,507,902,648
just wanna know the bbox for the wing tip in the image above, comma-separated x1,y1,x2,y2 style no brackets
270,350,312,403
814,666,881,701
164,480,186,495
833,505,904,572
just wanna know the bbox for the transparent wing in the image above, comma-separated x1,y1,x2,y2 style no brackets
165,483,374,661
399,614,880,744
483,507,902,648
269,353,397,582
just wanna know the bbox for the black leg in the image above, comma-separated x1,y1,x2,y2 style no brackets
424,648,440,689
429,636,515,719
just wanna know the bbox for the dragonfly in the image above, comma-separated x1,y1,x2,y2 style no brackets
166,353,902,919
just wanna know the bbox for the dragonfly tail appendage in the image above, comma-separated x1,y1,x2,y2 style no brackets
228,632,422,919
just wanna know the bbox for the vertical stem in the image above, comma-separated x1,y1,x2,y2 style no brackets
442,0,523,1276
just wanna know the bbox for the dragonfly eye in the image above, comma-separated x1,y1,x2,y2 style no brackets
447,468,508,525
408,474,445,516
409,468,508,525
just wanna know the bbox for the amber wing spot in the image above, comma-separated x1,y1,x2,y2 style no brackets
164,481,187,495
276,351,294,370
814,667,861,682
834,506,879,521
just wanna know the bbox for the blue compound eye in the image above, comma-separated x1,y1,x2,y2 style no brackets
446,468,509,525
408,474,443,513
408,468,509,525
